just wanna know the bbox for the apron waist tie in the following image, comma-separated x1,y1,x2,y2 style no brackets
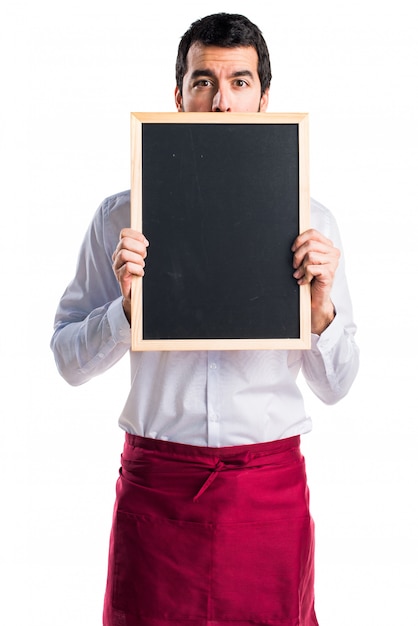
193,456,250,502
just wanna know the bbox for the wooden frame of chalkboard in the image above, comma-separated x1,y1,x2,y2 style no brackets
130,112,310,351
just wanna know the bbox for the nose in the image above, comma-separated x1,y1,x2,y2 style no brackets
212,89,231,112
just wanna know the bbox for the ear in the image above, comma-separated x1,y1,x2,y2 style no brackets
174,86,183,112
260,88,269,112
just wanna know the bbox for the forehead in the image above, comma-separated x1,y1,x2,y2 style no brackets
185,43,260,76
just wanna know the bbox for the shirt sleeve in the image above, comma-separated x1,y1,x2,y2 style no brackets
50,193,132,386
300,200,359,404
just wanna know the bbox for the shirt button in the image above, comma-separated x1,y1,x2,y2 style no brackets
209,362,217,370
209,413,219,422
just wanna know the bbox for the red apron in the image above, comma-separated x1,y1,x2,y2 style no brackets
103,434,319,626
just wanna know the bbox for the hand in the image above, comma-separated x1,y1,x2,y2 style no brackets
291,229,340,334
112,228,149,323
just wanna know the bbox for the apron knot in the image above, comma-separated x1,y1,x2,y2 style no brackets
193,455,250,502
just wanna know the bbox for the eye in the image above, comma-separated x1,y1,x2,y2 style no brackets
234,79,249,88
193,79,213,89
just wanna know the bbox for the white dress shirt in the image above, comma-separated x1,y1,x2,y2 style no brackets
51,190,359,447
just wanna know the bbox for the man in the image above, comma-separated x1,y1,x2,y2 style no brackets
51,13,359,626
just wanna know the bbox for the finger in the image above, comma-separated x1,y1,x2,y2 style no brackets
113,248,146,272
119,228,149,245
294,262,335,286
115,260,146,279
115,229,149,252
293,244,338,272
112,235,149,264
291,228,333,252
114,264,139,300
114,257,146,300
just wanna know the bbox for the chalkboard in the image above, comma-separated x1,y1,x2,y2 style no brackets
130,112,310,351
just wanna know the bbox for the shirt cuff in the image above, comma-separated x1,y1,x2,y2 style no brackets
107,297,131,344
310,310,344,353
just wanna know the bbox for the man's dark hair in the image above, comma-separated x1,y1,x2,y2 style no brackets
176,13,272,96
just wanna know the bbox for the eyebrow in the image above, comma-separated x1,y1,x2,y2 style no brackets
190,69,255,80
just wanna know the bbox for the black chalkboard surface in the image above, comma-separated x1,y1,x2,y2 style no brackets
131,112,310,351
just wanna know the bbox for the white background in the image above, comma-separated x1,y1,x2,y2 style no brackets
1,1,417,624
